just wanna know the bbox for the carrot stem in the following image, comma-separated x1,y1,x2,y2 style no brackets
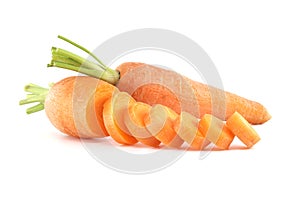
48,36,120,85
58,35,107,68
19,83,51,114
48,61,104,79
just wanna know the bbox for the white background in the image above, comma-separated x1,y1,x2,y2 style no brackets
1,0,299,199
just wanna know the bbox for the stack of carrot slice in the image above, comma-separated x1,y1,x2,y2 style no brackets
103,88,261,150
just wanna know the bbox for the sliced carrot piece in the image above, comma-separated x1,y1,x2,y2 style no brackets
198,114,235,149
102,97,138,145
145,104,184,148
124,102,161,147
164,106,185,147
86,83,120,137
112,92,136,134
226,112,260,148
173,112,209,150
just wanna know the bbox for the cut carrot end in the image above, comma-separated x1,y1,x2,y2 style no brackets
198,114,235,149
226,112,260,148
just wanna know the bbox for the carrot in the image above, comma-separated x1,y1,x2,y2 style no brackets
145,104,184,148
226,112,260,148
111,92,136,134
19,76,118,138
102,96,138,145
124,102,161,147
48,36,271,125
173,112,210,150
117,63,271,125
198,114,235,149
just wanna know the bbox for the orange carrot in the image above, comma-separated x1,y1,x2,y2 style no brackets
198,114,235,149
20,76,118,138
87,79,120,136
124,102,161,147
49,36,271,125
117,63,271,125
226,112,260,148
102,96,138,145
173,112,210,150
111,92,136,134
145,104,184,148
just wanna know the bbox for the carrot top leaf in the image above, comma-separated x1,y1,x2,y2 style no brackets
57,35,107,68
19,83,52,114
48,36,120,85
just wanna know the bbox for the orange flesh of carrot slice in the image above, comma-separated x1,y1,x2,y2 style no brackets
198,114,235,149
173,112,209,150
165,107,185,148
226,112,260,148
124,102,161,147
102,97,138,145
86,83,119,137
112,92,136,134
145,104,184,148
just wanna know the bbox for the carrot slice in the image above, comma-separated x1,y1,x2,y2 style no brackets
86,82,119,137
102,97,138,145
112,92,136,134
145,104,184,148
173,112,209,150
226,112,260,148
198,114,235,149
124,102,161,147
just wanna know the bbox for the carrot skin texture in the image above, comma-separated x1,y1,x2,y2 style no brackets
116,62,271,125
226,112,260,148
45,77,78,137
44,76,117,138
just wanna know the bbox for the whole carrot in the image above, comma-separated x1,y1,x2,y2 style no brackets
117,63,271,125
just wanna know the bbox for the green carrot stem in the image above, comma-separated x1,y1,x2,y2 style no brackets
51,54,81,67
51,47,91,68
26,104,45,114
58,35,107,68
49,36,120,85
19,83,51,114
51,49,104,70
19,95,47,105
24,83,49,94
48,61,103,79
